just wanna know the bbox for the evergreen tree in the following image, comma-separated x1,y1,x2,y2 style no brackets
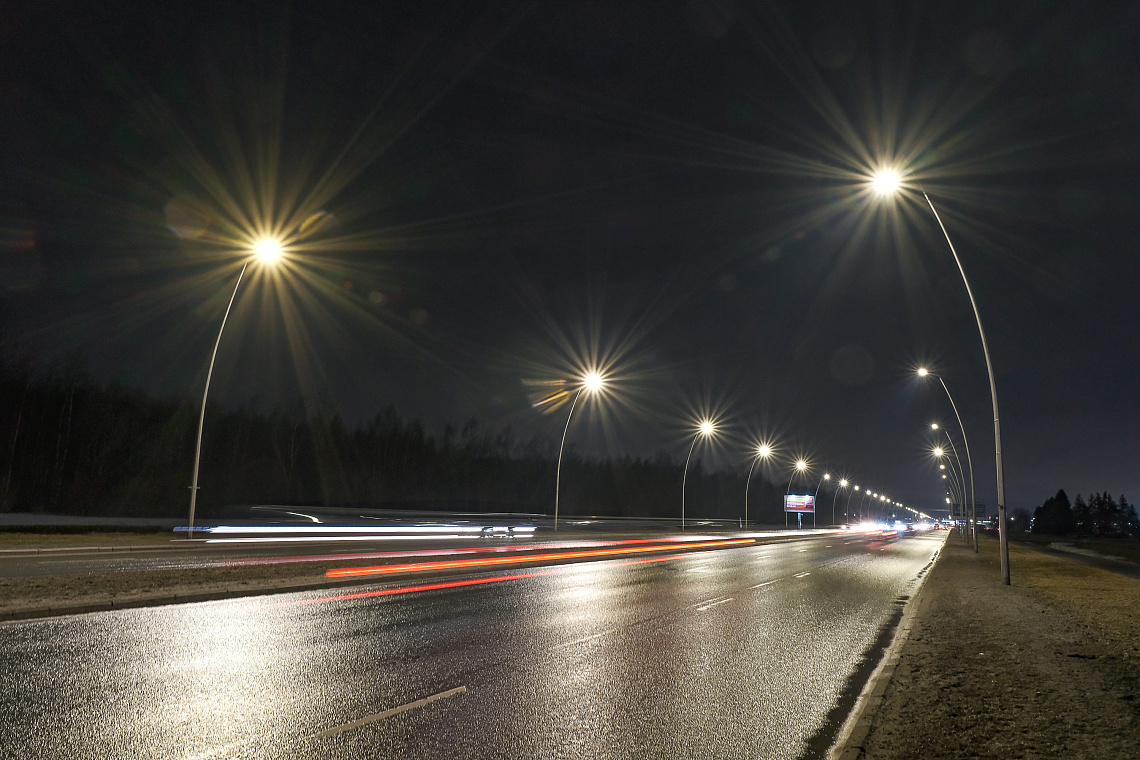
1072,494,1091,536
1121,495,1139,537
1032,489,1076,535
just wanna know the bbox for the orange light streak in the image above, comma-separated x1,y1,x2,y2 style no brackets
325,538,755,578
273,551,696,608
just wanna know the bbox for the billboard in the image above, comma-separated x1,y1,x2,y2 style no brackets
784,494,815,513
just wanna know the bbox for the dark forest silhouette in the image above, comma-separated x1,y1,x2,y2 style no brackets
0,349,798,522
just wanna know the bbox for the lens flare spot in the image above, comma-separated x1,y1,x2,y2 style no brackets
163,196,211,239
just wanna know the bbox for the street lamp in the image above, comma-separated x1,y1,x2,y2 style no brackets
934,449,964,515
744,443,773,528
812,473,831,529
554,371,606,532
681,419,717,529
876,172,1009,584
846,484,859,523
188,236,284,538
920,369,979,552
831,478,849,526
783,459,809,529
785,459,808,496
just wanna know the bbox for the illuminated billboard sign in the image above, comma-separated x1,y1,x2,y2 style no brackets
784,494,815,513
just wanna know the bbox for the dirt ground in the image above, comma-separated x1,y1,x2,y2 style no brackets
857,534,1140,759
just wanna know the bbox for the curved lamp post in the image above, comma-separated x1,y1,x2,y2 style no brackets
920,368,979,552
554,371,605,532
188,237,283,538
743,443,772,528
875,171,1008,584
846,484,859,523
811,473,831,529
681,419,717,529
831,478,849,526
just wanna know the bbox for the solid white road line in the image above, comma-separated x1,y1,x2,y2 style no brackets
312,686,468,740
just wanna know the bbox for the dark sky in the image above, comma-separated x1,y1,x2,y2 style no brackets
2,0,1139,517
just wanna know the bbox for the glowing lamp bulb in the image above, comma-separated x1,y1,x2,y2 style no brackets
871,170,901,195
253,237,283,263
583,372,604,393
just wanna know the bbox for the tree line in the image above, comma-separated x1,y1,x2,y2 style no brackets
1031,489,1139,537
0,355,795,522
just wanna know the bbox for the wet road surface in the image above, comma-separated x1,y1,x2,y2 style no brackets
1,532,944,759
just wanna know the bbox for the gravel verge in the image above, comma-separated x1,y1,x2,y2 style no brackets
851,533,1140,759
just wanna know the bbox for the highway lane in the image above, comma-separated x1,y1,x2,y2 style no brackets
1,531,945,760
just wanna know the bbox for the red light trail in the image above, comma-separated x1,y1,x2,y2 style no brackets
325,538,755,579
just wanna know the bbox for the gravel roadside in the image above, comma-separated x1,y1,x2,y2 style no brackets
850,533,1140,759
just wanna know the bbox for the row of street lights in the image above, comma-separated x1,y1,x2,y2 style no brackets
553,383,905,532
186,171,1010,583
873,172,1009,584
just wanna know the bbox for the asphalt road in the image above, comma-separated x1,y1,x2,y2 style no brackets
1,531,944,760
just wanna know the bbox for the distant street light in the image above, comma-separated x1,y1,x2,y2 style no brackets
188,237,284,538
846,484,859,523
811,473,831,529
932,422,971,543
681,419,717,529
875,171,1009,584
554,371,606,532
744,443,773,528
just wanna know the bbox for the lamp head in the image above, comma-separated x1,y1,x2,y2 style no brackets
698,420,715,437
582,371,605,393
917,367,929,378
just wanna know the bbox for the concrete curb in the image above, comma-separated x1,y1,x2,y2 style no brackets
829,533,948,760
0,544,181,556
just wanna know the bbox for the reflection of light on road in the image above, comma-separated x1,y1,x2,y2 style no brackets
325,538,756,579
268,552,695,607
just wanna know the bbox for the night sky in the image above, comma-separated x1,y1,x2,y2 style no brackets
2,1,1138,517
